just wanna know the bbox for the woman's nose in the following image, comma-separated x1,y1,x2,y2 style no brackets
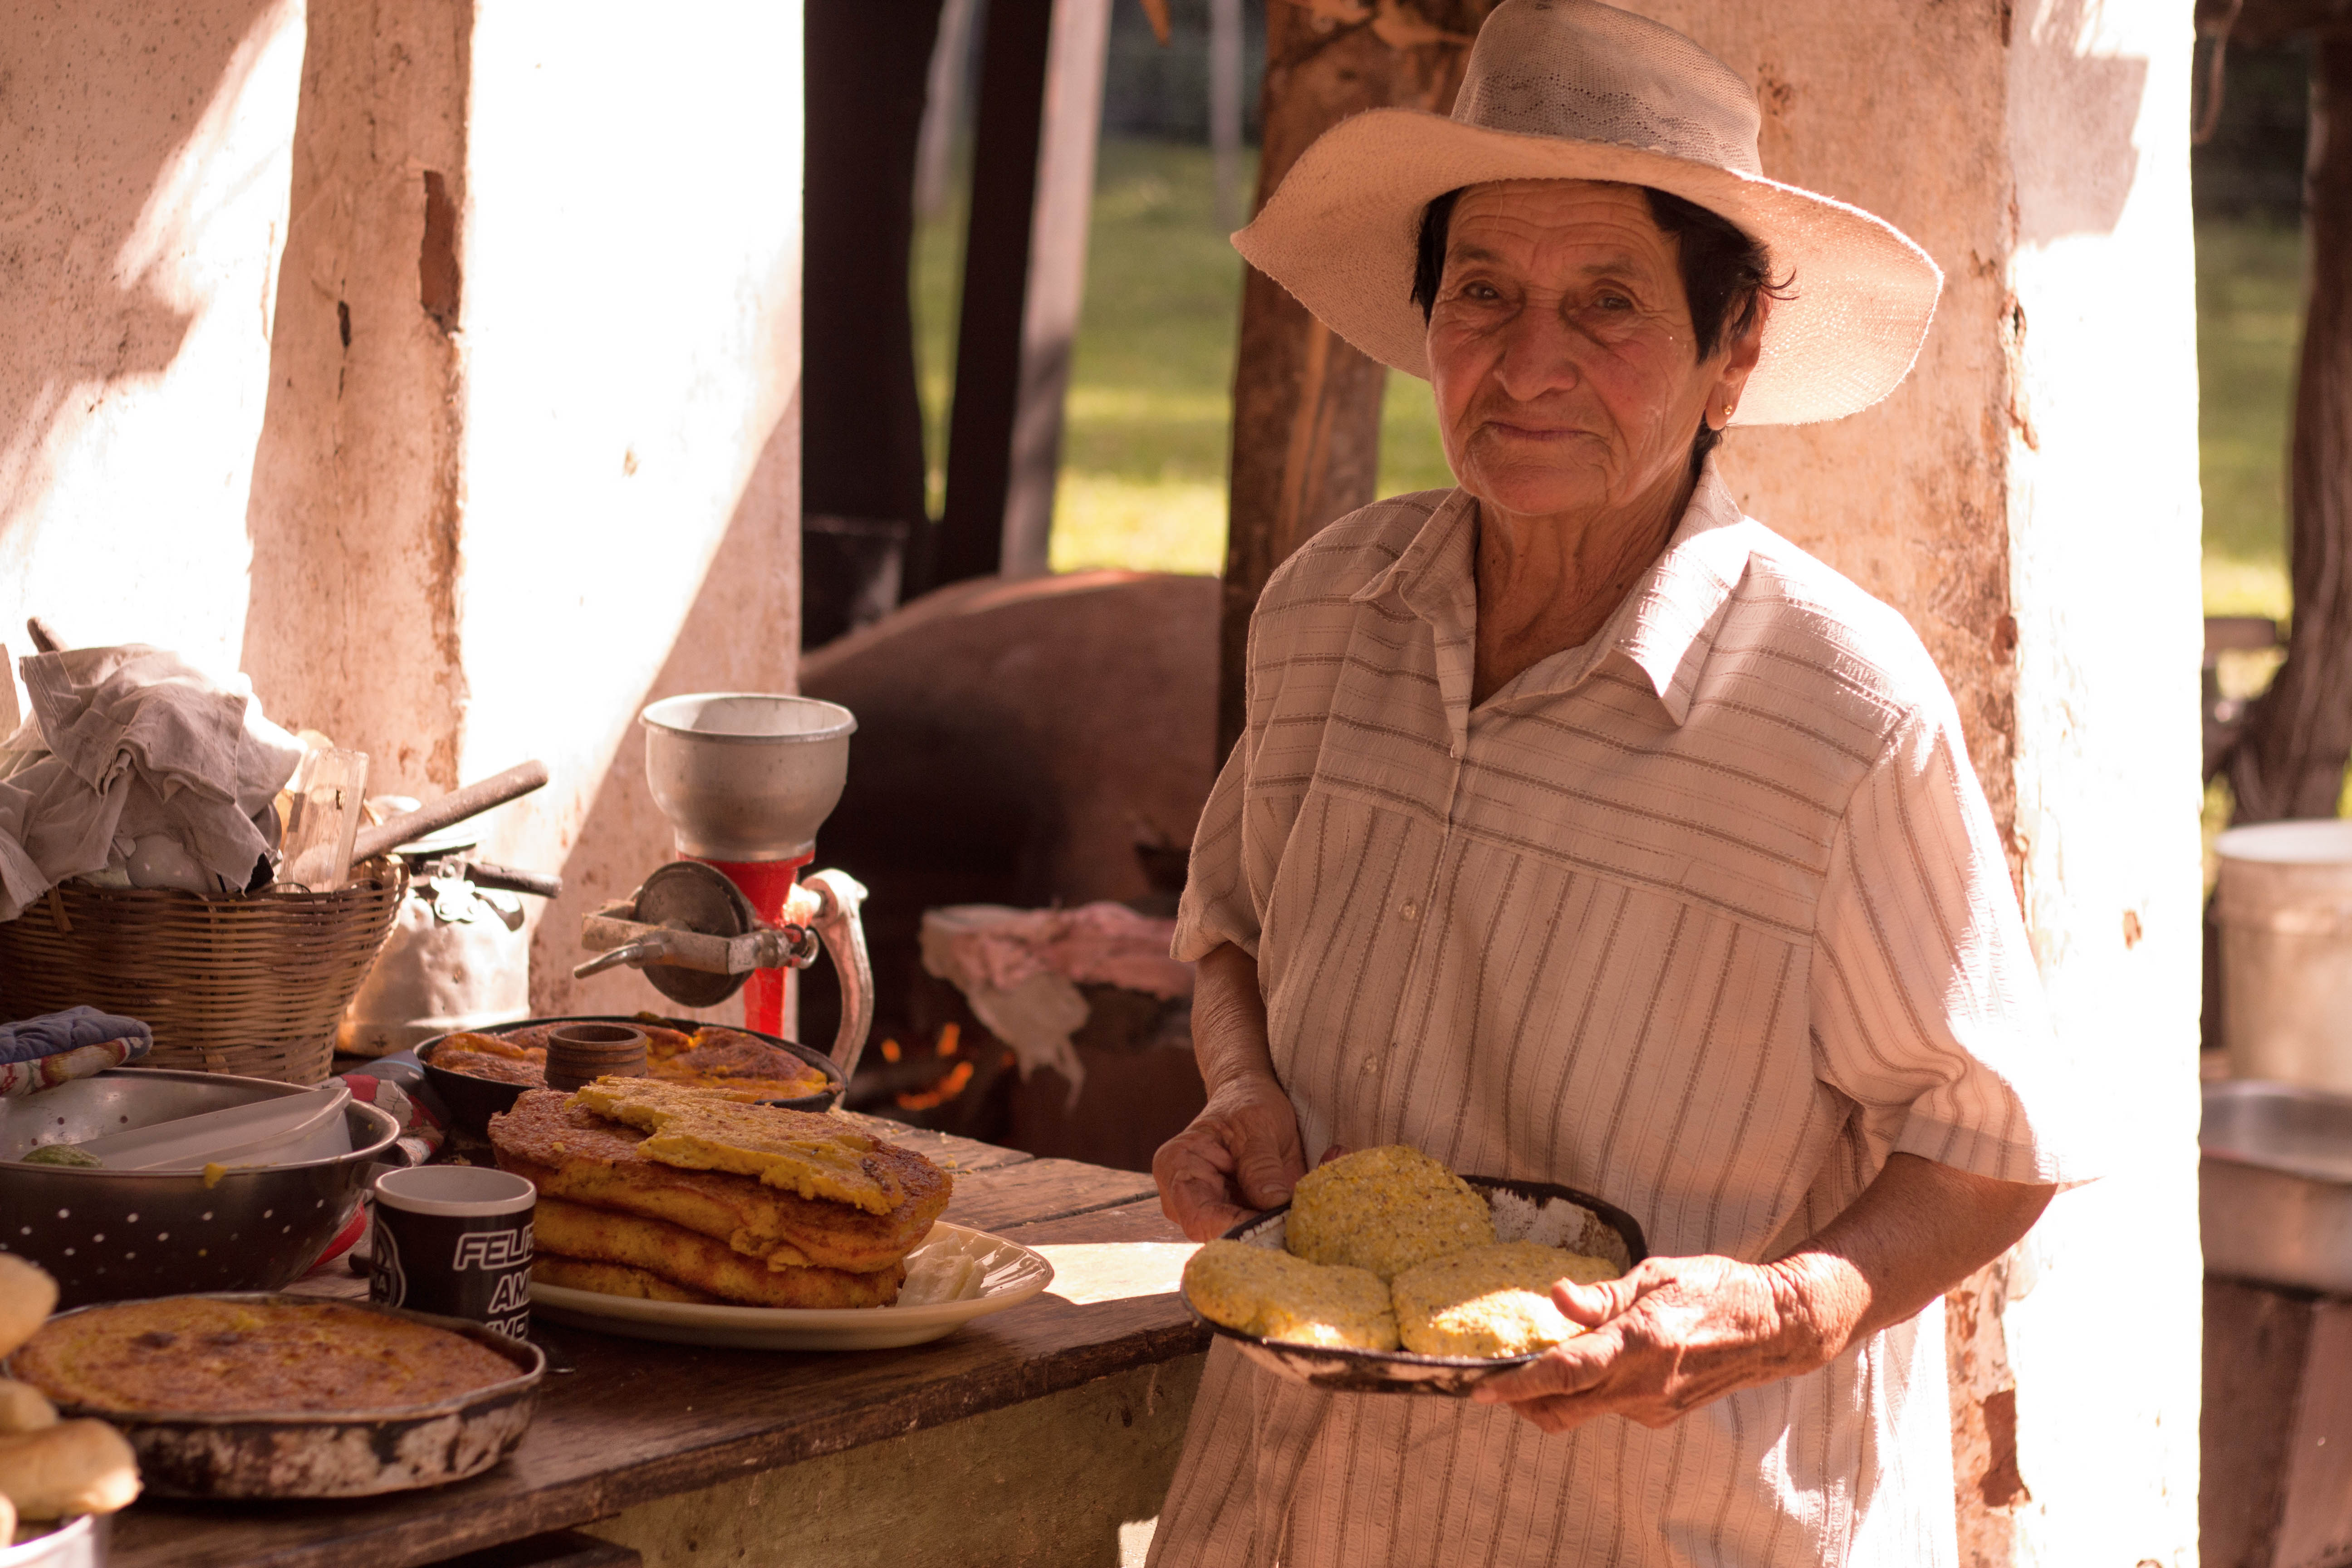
1489,305,1583,402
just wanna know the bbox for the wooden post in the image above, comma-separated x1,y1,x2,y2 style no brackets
932,0,1110,590
1209,0,1245,231
1216,3,1495,761
2228,18,2352,820
916,0,980,222
1003,0,1113,579
933,0,1056,590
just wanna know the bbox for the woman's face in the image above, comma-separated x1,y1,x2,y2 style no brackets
1426,180,1748,522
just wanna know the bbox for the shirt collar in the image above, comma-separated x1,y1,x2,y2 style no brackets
1350,457,1755,728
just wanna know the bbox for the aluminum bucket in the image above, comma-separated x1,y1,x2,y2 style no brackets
2216,819,2352,1093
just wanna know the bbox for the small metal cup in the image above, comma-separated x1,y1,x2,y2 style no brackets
544,1022,648,1091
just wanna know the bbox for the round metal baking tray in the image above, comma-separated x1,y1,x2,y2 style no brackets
8,1294,545,1498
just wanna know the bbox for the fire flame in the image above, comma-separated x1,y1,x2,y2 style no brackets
895,1060,974,1111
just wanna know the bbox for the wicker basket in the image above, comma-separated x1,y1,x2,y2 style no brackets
0,858,409,1085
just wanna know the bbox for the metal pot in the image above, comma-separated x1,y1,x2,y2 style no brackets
2204,1078,2352,1294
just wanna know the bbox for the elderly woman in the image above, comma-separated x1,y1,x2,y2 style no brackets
1148,3,2086,1565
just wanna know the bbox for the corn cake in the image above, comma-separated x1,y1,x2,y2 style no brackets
532,1196,907,1308
13,1298,518,1414
533,1254,718,1303
440,1025,829,1105
572,1078,902,1214
1285,1145,1494,1281
1392,1241,1621,1358
647,1028,831,1100
1183,1240,1399,1351
490,1091,946,1272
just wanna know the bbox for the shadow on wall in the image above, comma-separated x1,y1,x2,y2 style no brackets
0,0,281,546
523,403,802,1024
2012,0,2147,244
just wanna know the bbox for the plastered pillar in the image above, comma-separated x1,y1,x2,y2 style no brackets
1627,2,2201,1562
6,0,807,1023
240,0,806,1018
1999,3,2202,1564
453,0,805,1018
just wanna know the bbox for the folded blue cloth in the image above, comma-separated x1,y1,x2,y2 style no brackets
0,1006,152,1066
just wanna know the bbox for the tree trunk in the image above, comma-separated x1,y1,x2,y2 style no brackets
1216,2,1495,762
2230,33,2352,820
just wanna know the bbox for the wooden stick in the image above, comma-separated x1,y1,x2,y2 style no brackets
348,761,549,868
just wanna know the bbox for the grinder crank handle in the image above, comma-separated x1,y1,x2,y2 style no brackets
801,869,873,1085
572,936,670,980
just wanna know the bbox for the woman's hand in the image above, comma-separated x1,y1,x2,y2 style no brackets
1470,1254,1841,1433
1156,942,1304,1241
1154,1074,1307,1241
1474,1154,2054,1435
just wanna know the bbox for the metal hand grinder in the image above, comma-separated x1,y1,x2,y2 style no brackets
572,694,873,1082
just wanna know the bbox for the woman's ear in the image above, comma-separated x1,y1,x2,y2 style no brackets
1710,293,1772,426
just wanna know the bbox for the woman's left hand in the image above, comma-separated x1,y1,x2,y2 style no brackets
1470,1254,1845,1434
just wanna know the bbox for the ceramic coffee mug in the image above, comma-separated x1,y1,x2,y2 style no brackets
370,1166,536,1340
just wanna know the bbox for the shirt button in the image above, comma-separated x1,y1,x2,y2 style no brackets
1401,901,1419,921
1361,1056,1379,1076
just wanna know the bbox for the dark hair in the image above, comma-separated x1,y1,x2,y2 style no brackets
1410,184,1790,476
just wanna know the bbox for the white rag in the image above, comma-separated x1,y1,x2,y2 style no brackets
0,646,304,919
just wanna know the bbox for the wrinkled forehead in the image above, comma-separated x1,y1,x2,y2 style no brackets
1446,179,1678,274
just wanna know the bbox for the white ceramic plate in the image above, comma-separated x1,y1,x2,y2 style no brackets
527,1221,1054,1351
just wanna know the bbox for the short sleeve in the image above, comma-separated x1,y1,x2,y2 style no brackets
1172,740,1258,962
1808,704,2092,1188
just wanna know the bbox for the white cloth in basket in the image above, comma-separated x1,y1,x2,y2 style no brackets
0,647,303,920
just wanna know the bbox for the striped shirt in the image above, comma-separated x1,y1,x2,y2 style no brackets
1152,464,2084,1568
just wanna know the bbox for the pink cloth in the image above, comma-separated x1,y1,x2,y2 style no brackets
936,902,1192,999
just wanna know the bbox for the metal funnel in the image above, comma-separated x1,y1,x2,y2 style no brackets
640,694,857,862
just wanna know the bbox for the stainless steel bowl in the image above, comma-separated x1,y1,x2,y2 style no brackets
0,1070,399,1308
2203,1078,2352,1293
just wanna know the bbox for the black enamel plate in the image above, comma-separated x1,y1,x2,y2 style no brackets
1185,1174,1648,1396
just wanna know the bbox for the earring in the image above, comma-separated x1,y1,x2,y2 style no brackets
1722,402,1736,422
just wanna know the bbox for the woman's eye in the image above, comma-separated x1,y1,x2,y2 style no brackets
1596,293,1632,311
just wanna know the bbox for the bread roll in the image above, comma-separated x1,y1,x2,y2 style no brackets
0,1379,56,1433
0,1255,57,1360
0,1420,141,1518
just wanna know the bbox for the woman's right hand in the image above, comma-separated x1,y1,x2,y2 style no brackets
1154,1073,1306,1242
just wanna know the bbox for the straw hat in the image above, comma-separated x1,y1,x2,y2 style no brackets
1233,0,1943,426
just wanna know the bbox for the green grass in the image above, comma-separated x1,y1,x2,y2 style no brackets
915,138,1453,576
921,144,2304,612
2197,218,2302,620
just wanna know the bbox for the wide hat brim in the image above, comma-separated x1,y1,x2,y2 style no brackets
1233,108,1945,426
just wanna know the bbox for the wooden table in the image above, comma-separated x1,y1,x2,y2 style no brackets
107,1122,1208,1568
